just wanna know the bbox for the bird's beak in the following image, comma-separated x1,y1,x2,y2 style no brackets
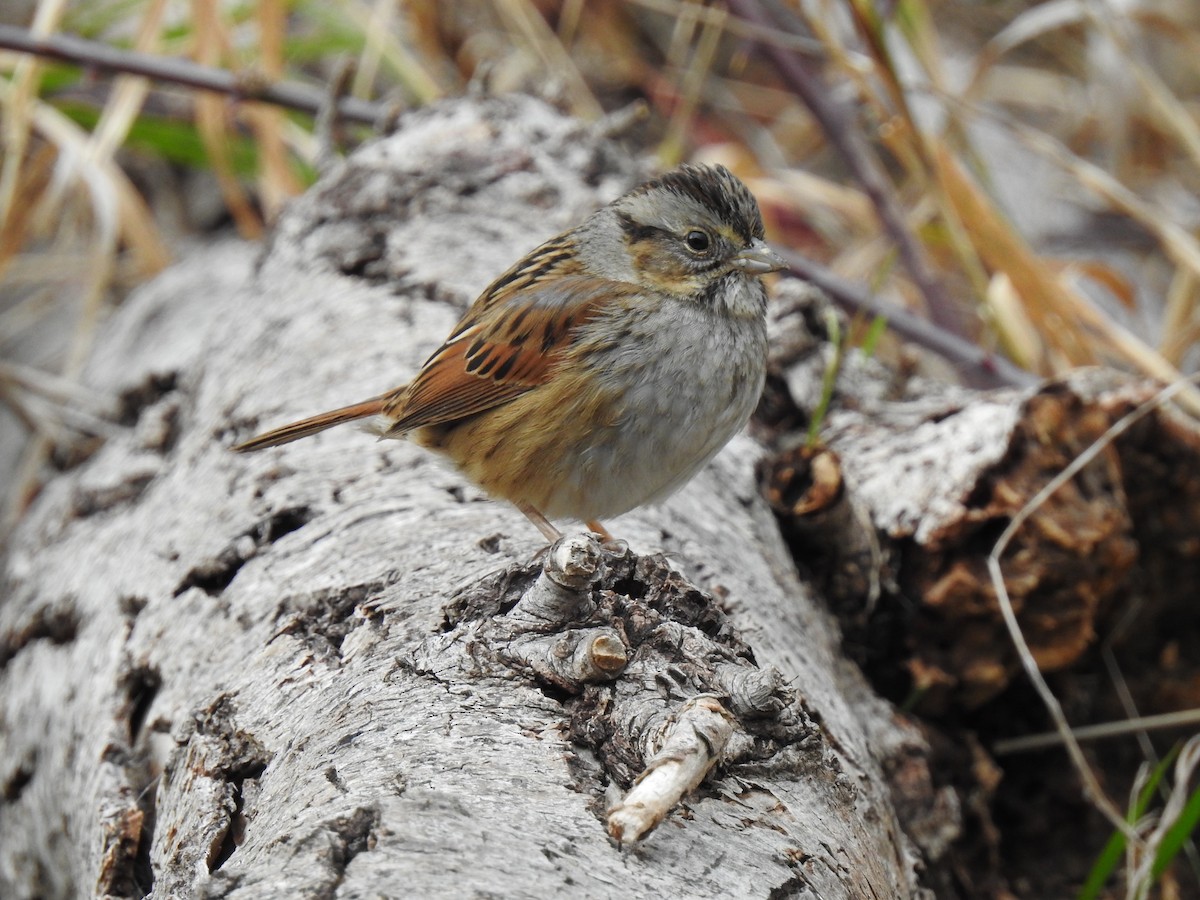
733,240,786,275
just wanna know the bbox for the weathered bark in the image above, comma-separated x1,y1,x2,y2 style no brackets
760,291,1200,894
765,296,1200,717
0,97,934,899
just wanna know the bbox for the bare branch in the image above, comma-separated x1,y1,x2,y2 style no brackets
607,696,737,843
727,3,972,355
0,24,387,126
779,248,1036,388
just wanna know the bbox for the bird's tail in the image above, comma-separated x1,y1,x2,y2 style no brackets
232,398,386,452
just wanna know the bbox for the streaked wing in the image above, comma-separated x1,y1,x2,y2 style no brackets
381,273,633,433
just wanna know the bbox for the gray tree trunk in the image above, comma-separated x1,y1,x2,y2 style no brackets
0,96,944,899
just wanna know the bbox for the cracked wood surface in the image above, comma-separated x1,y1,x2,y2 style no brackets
0,96,929,899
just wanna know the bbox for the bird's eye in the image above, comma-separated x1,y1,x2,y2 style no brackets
684,230,712,254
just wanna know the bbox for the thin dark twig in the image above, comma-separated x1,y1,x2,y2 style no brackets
314,56,358,173
726,3,971,344
0,24,385,126
779,249,1036,389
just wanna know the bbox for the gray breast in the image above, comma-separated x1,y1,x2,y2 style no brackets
546,296,766,520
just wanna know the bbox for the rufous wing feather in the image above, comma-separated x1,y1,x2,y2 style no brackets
232,398,386,452
381,275,633,435
235,249,635,449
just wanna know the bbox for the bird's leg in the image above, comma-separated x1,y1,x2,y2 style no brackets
586,520,613,542
516,502,564,543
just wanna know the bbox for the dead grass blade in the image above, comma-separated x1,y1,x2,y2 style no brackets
631,0,832,57
0,0,68,230
1084,4,1200,175
353,0,443,104
491,0,602,119
30,101,118,374
351,0,393,99
993,709,1200,755
247,0,302,219
0,142,54,277
984,272,1041,371
1160,270,1200,366
933,140,1200,409
658,2,724,167
191,0,263,239
88,0,167,161
964,0,1088,103
988,375,1200,844
933,143,1092,369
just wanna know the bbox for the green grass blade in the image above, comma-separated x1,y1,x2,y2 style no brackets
806,308,843,449
1078,747,1179,900
1151,782,1200,880
859,315,889,359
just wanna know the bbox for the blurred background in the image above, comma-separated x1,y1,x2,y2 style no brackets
2,1,1199,897
4,0,1200,514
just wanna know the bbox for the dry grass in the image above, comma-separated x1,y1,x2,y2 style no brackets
4,1,1196,387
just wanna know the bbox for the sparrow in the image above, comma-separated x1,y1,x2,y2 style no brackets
234,163,784,543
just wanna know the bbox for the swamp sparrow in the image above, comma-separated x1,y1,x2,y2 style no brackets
234,164,784,542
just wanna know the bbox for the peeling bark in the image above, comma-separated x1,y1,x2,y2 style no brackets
763,284,1200,894
0,96,934,899
766,332,1200,718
